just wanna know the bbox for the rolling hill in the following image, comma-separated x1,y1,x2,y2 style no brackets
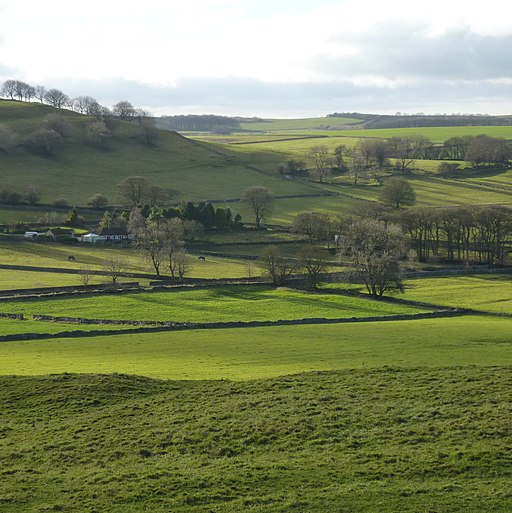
0,100,315,208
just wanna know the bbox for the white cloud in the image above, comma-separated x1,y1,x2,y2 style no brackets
1,0,512,114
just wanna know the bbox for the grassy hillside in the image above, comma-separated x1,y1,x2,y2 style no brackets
0,100,314,207
1,367,510,512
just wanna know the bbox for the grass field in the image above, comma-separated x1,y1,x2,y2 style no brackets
1,367,510,512
0,315,509,379
0,286,429,324
238,116,361,131
402,274,512,314
0,317,136,336
0,269,113,290
0,239,264,280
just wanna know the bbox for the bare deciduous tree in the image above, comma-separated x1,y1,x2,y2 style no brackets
87,120,111,148
309,145,331,183
44,89,69,108
259,245,296,286
87,193,109,209
342,218,408,298
298,245,328,290
241,186,274,228
102,256,126,286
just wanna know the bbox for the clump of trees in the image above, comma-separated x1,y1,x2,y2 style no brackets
0,186,42,205
399,205,512,267
160,201,242,232
129,210,193,279
341,218,408,298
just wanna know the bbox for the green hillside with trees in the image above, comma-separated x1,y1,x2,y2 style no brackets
0,100,314,209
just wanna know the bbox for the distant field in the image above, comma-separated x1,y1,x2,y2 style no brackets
0,316,509,379
328,175,512,208
0,286,429,324
238,116,361,132
302,125,512,142
402,274,512,314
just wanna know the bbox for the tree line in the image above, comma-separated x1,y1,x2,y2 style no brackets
279,135,511,185
0,80,160,155
327,112,512,128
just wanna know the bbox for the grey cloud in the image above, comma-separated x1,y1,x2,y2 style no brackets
1,73,510,115
53,76,512,116
318,23,512,81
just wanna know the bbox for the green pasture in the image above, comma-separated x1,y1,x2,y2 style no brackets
214,193,365,224
402,274,512,314
225,135,362,162
2,367,510,512
0,240,147,272
0,318,134,336
238,116,361,132
0,240,262,279
328,174,512,208
0,269,113,290
466,167,512,188
322,125,512,142
0,286,429,324
0,316,509,379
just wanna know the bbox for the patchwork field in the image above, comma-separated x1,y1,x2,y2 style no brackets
1,105,512,513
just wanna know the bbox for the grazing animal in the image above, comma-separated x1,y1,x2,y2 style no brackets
68,255,76,261
198,256,206,261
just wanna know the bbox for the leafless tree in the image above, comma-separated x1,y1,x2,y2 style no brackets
117,176,152,207
25,187,42,205
87,120,111,148
43,114,72,137
298,245,328,290
241,186,274,227
1,80,16,99
259,245,296,286
309,145,331,183
138,117,159,145
102,256,126,286
87,193,109,209
341,218,408,298
112,101,136,121
292,212,331,244
44,89,70,108
24,128,63,155
34,85,46,103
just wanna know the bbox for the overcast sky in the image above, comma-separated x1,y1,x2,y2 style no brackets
1,0,512,117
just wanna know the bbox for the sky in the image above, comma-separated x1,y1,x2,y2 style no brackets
1,0,512,117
